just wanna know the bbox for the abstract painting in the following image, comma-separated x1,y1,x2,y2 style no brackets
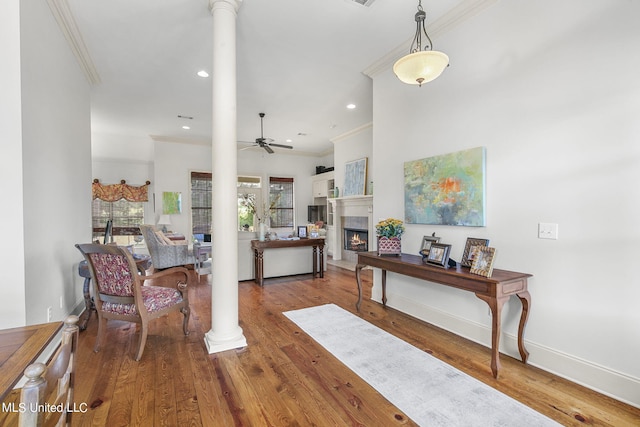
404,147,485,226
163,191,182,214
343,157,368,197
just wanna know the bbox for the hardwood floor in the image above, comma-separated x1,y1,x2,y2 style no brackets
72,265,640,426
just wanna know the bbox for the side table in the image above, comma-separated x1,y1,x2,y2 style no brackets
77,253,151,331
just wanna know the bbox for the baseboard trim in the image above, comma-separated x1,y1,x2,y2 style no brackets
381,293,640,409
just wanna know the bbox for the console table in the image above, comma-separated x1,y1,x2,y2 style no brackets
355,252,532,378
251,238,325,286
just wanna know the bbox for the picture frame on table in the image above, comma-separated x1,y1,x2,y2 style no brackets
297,226,307,238
419,235,441,258
470,246,497,278
460,237,490,267
425,243,451,268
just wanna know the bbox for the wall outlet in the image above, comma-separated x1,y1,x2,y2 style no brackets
47,306,53,322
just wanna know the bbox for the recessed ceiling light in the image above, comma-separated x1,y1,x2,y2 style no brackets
286,139,292,143
346,103,356,109
182,126,191,130
197,70,209,78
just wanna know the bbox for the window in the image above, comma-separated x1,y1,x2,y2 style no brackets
92,199,144,245
238,176,262,232
191,172,212,235
269,177,294,228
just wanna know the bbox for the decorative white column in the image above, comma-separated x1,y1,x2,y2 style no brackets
204,0,247,353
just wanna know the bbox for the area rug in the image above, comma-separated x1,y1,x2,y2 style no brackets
284,304,560,427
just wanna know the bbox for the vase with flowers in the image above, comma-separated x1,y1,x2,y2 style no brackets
375,218,405,256
239,194,278,241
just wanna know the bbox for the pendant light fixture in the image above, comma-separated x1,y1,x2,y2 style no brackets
393,0,449,87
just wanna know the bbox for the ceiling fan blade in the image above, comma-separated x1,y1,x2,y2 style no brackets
263,145,274,154
268,143,293,149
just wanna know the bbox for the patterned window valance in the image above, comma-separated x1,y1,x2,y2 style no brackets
92,179,151,202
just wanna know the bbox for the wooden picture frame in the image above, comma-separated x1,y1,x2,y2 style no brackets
343,157,368,196
461,237,490,267
426,243,451,268
419,235,440,258
470,246,497,278
297,226,307,238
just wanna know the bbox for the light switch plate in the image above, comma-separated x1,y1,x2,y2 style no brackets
538,223,559,240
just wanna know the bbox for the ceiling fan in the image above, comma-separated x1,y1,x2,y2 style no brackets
242,113,293,154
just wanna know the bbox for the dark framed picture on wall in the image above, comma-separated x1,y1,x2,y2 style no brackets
297,226,307,238
426,243,451,268
461,237,490,267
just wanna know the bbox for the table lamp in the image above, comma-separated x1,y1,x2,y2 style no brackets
157,215,172,233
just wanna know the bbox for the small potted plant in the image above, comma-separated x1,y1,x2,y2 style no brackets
375,218,405,256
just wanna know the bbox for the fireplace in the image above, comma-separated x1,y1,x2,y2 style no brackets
344,228,368,252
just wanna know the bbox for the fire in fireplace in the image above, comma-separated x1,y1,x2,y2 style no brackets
344,228,368,252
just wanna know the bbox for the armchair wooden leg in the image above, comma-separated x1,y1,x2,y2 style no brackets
136,323,149,361
94,317,106,353
182,307,191,336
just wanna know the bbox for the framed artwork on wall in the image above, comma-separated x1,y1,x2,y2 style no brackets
404,147,486,226
163,192,182,214
343,157,368,197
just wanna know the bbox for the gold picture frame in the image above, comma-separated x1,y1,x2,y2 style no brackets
470,246,497,278
461,237,489,267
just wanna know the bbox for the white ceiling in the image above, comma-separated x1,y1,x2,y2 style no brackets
64,0,468,157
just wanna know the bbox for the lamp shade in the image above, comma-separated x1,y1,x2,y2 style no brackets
157,214,172,225
393,50,449,86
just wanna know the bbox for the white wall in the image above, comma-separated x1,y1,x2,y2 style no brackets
0,0,27,327
370,0,640,406
18,0,92,326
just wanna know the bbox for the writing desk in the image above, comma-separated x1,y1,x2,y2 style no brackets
355,251,532,378
0,321,62,401
251,238,325,286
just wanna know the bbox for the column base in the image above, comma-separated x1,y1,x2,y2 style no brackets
204,328,247,354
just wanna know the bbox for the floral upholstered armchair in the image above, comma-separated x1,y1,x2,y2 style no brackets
139,224,195,270
75,243,190,361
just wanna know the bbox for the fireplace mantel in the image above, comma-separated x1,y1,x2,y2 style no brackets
330,195,374,262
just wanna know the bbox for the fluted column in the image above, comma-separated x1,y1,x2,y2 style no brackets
204,0,247,353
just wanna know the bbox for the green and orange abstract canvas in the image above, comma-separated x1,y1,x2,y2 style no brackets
404,147,485,226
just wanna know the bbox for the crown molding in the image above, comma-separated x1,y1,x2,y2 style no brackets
46,0,101,85
362,0,498,79
209,0,243,14
331,122,373,144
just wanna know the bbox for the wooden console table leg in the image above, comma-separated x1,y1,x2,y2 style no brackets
516,290,531,363
381,269,387,306
355,263,366,311
319,245,324,278
254,249,265,286
312,246,318,278
476,294,508,378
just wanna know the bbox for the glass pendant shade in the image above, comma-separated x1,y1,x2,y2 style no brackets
393,50,449,86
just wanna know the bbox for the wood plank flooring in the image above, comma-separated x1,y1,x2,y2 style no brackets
70,265,640,426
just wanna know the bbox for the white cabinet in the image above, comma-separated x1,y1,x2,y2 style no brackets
311,171,335,199
313,180,328,197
